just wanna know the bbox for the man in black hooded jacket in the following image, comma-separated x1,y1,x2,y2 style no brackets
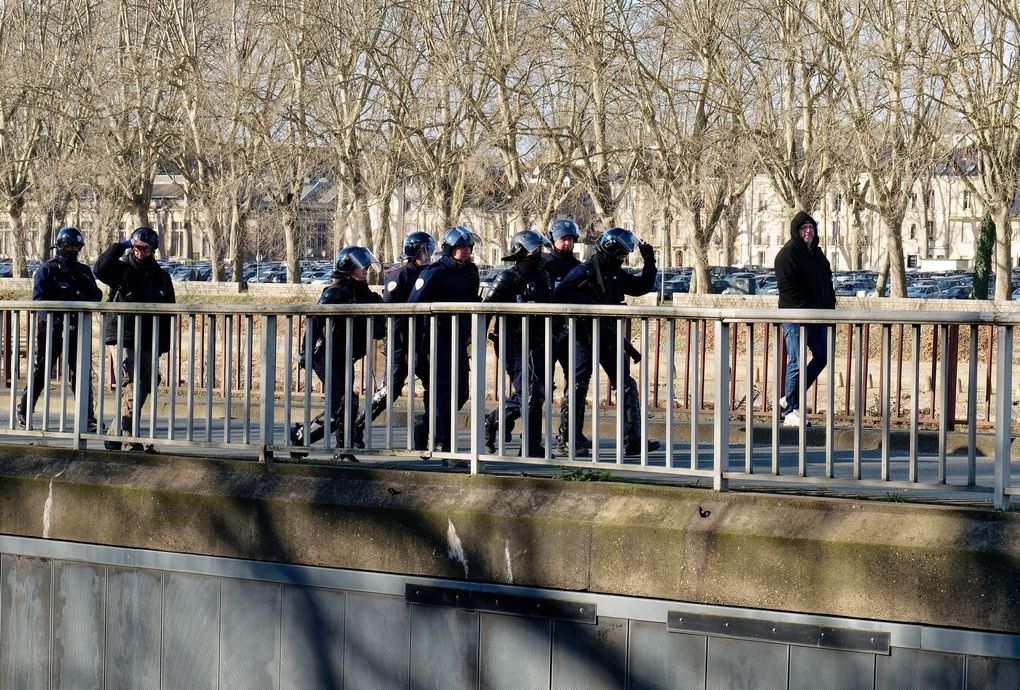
774,211,836,427
95,226,176,450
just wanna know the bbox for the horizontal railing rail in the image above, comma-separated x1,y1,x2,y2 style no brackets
1,300,1015,508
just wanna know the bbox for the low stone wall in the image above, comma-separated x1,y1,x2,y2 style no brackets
1,445,1016,634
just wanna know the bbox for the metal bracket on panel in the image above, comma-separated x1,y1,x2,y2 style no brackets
667,611,891,654
405,584,596,624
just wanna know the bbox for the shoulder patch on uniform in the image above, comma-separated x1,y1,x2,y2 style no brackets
414,277,425,291
387,280,398,292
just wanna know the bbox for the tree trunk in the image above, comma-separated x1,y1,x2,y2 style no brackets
283,206,300,283
874,251,890,297
207,215,225,282
8,204,27,278
882,214,908,298
994,205,1013,300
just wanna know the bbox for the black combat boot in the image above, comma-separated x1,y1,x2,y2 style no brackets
484,408,520,454
556,393,590,457
353,392,388,449
622,379,660,456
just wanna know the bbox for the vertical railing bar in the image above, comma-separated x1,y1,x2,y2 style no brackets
745,322,754,475
302,321,313,449
640,318,650,467
187,314,197,442
616,319,624,465
937,325,949,484
521,314,531,457
243,316,253,444
96,312,107,436
825,325,835,479
690,319,700,471
204,315,215,444
567,317,577,461
967,324,978,486
450,314,459,454
797,324,806,477
497,315,506,456
73,311,91,448
544,316,553,461
323,315,334,451
59,317,71,431
992,325,1012,510
909,324,920,483
665,319,675,469
713,320,730,492
223,315,234,444
591,319,601,464
41,315,54,430
344,316,355,451
881,324,891,481
771,322,780,475
167,314,179,442
470,312,486,473
853,323,863,480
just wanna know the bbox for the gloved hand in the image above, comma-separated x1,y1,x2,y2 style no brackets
296,352,307,369
638,240,655,263
121,239,134,249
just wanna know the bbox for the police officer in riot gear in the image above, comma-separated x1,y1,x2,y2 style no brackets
553,227,659,456
541,218,592,452
17,227,103,430
352,231,435,448
291,246,384,457
483,230,554,456
96,226,176,451
406,226,481,453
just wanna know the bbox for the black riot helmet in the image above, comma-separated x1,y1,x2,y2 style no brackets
502,229,551,262
130,226,160,251
334,246,381,278
549,219,580,242
593,227,637,259
401,231,436,263
54,227,85,255
440,225,475,257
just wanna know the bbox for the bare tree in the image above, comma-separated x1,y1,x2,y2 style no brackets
820,0,948,297
168,0,270,281
0,0,98,275
619,0,755,292
735,0,840,219
930,0,1020,299
84,0,185,238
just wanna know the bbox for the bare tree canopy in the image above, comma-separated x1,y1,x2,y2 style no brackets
0,0,1016,294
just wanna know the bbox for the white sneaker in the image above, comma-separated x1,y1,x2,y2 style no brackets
783,409,810,427
779,396,787,410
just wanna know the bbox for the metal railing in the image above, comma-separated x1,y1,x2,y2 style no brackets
1,300,1016,508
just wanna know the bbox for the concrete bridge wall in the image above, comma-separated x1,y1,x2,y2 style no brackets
0,445,1017,635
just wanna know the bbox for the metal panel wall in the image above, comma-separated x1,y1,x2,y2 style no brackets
52,561,105,690
1,545,1019,689
344,591,410,690
628,621,707,690
220,578,282,689
162,572,220,689
0,554,51,690
409,604,480,690
105,566,162,690
479,612,552,690
281,585,345,689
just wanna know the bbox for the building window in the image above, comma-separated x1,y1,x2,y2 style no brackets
758,195,767,212
907,255,918,268
910,193,917,209
962,191,970,211
909,224,917,240
832,194,842,212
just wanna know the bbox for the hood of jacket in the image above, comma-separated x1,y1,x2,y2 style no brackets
789,211,820,250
